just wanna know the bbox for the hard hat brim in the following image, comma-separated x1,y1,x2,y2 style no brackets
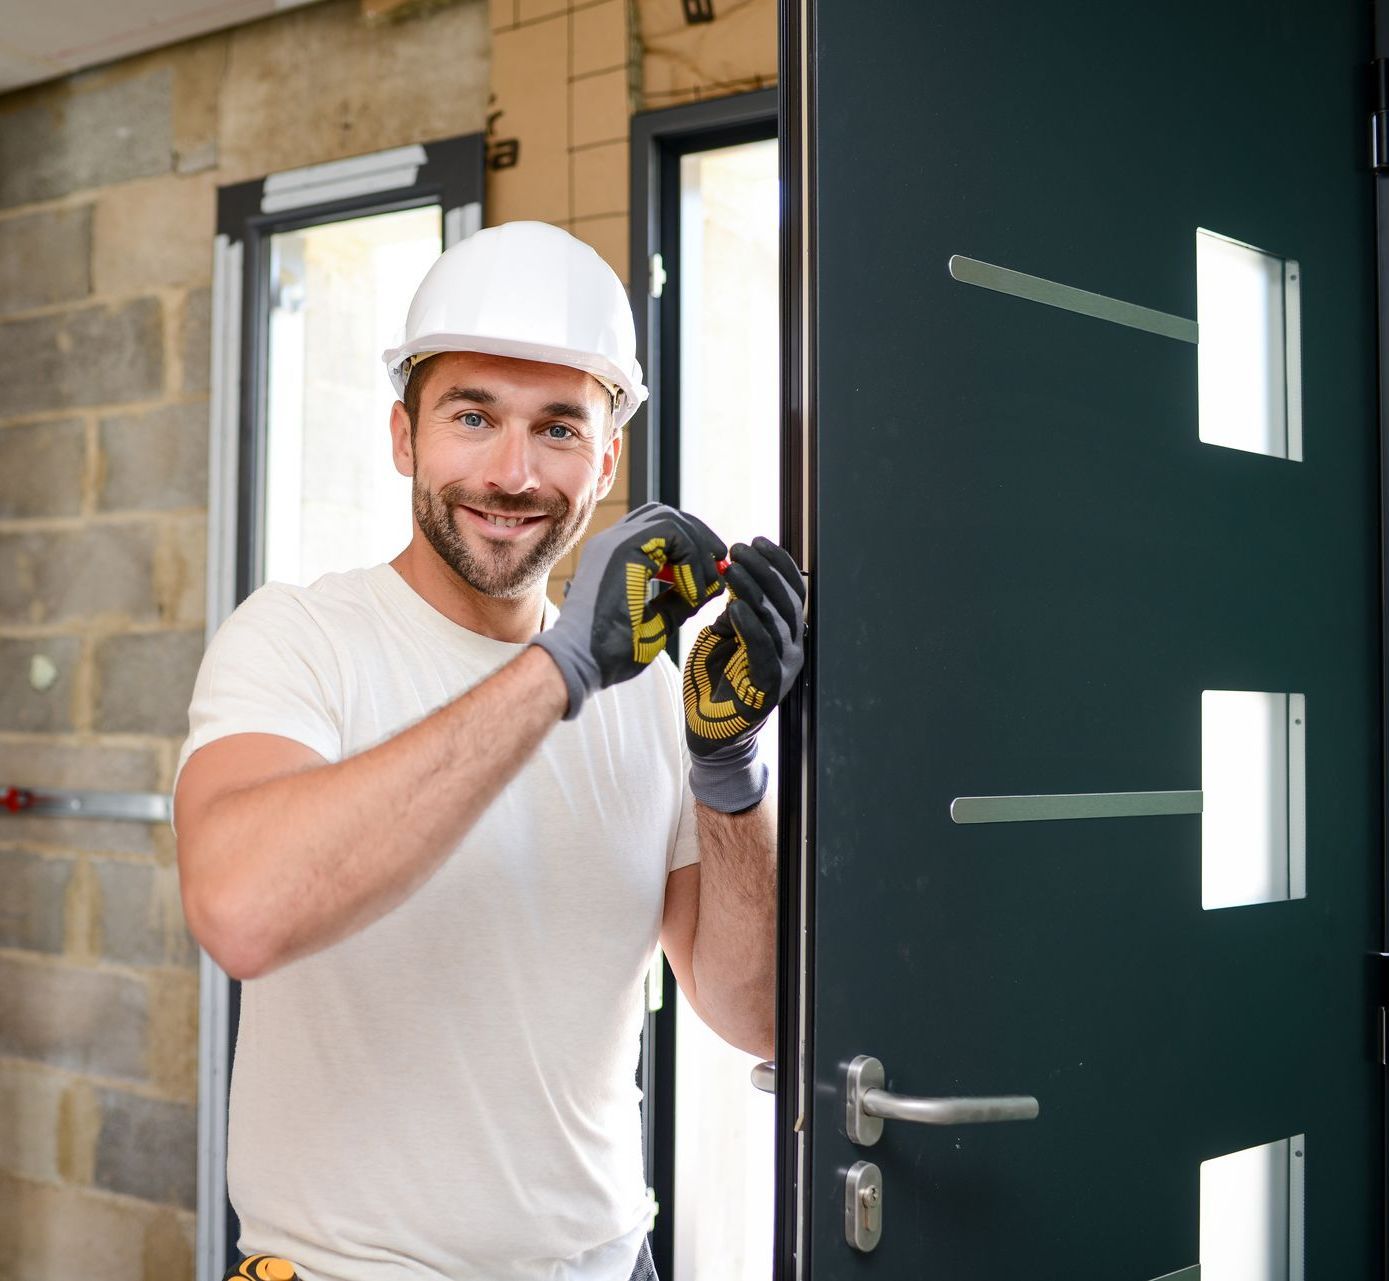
382,334,648,430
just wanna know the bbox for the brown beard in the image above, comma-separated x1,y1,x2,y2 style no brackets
412,476,596,599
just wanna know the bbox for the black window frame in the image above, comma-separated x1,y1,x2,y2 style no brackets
216,133,484,607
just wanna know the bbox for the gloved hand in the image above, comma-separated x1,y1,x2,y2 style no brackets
682,536,806,812
531,502,727,719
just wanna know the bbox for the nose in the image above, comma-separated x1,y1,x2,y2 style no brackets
482,425,541,496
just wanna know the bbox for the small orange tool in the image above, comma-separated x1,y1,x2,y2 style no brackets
653,557,730,584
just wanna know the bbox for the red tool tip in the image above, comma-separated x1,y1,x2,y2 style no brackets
653,557,730,584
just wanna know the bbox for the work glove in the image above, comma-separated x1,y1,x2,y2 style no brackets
683,536,806,813
531,502,727,720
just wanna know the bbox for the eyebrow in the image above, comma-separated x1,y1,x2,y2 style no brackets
431,386,593,425
540,400,593,424
433,385,498,411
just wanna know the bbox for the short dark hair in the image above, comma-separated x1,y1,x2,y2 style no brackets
401,354,436,448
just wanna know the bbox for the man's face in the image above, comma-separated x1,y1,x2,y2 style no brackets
391,351,620,599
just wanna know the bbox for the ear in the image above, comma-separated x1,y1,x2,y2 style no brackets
594,425,623,502
390,401,414,478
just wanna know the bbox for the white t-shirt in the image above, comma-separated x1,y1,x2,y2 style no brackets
174,563,699,1281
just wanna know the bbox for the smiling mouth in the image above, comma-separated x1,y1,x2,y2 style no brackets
460,505,549,531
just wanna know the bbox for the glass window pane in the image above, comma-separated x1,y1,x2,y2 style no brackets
672,135,779,1281
264,205,442,587
1201,690,1306,910
1196,228,1301,461
1201,1135,1305,1280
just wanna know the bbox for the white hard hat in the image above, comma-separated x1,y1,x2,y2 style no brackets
381,220,648,430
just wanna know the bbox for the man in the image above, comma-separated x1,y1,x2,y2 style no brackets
174,221,805,1281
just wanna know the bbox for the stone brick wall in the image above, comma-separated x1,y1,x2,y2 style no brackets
0,2,487,1276
0,0,769,1272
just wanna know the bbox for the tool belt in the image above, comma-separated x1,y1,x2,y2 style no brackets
223,1255,301,1281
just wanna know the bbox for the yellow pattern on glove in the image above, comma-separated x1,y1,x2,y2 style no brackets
625,537,671,665
683,627,765,741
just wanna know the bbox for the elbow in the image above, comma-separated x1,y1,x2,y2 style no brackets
178,851,276,981
694,979,776,1060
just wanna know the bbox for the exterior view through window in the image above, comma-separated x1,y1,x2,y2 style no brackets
265,205,443,586
674,135,780,1281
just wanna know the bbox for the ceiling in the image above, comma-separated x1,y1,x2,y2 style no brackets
0,0,325,95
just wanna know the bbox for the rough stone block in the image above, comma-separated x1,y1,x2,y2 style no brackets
0,1172,149,1280
0,1060,65,1182
0,206,92,313
154,515,208,629
0,298,163,418
94,1089,196,1210
218,1,488,181
171,34,228,175
0,66,174,210
0,956,148,1080
94,630,205,736
0,522,161,627
94,859,196,968
180,287,211,394
0,635,80,733
0,419,86,519
98,402,209,513
93,172,215,295
0,851,73,954
143,1207,196,1281
0,739,162,856
147,970,199,1102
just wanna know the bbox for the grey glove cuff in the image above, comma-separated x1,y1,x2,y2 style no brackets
688,736,769,813
529,632,600,721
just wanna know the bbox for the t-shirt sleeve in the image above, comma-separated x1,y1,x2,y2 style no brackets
173,583,345,806
652,654,700,872
670,728,701,872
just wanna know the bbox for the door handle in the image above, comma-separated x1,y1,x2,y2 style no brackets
749,1055,1039,1146
846,1055,1039,1145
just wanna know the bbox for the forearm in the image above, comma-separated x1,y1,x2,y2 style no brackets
189,646,567,978
690,798,777,1058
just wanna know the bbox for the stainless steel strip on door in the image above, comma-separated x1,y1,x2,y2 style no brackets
1150,1268,1200,1281
950,790,1203,824
948,255,1199,343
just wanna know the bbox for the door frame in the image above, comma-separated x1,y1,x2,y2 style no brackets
626,88,812,1281
1375,0,1389,1267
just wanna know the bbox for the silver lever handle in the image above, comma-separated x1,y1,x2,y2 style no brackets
751,1061,776,1094
848,1055,1039,1145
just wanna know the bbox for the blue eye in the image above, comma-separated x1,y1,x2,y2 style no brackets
460,411,487,428
544,423,576,440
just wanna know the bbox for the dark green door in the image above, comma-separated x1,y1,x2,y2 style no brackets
798,1,1383,1276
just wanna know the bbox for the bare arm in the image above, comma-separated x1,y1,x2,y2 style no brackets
176,646,567,980
660,799,777,1059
